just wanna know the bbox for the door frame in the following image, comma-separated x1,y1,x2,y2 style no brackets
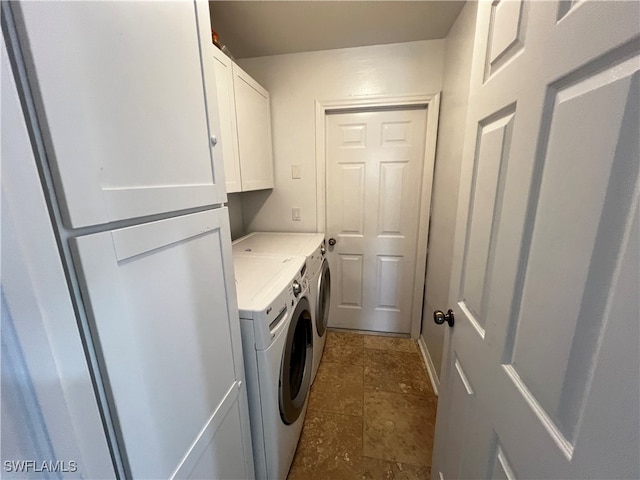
314,93,441,339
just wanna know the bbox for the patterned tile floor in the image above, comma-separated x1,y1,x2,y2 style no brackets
287,330,438,480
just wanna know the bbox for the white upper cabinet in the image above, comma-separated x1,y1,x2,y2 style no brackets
233,63,275,191
212,47,243,193
210,48,275,193
15,0,226,228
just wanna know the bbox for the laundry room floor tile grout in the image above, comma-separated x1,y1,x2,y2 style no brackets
288,330,437,480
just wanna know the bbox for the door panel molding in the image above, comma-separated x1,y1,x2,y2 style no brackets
506,51,639,446
484,0,528,81
338,254,364,308
459,107,515,331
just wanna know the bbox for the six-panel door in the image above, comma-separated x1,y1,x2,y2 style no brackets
325,108,428,334
433,1,640,478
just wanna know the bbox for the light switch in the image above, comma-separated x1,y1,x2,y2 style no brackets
292,207,301,221
291,164,301,179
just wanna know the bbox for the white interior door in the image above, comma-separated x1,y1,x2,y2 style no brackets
71,209,253,479
325,108,427,334
432,1,639,479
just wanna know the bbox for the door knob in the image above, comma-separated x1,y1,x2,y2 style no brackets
328,238,336,246
433,309,455,327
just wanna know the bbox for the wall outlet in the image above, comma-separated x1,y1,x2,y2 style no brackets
292,207,301,221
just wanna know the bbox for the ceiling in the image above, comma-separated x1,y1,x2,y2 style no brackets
208,1,466,59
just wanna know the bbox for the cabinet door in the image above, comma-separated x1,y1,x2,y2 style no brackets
212,47,242,193
233,63,275,191
14,1,225,228
71,209,254,479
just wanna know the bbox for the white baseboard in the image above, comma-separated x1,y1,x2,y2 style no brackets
418,336,440,397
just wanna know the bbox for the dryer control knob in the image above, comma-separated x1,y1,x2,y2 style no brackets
292,280,302,297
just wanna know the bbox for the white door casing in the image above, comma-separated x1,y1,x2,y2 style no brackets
432,1,639,479
324,106,429,335
13,0,226,228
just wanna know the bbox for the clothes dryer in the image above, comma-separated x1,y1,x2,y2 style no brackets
233,233,330,383
233,253,313,480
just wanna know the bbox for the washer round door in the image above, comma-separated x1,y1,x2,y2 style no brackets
280,296,313,425
315,258,331,338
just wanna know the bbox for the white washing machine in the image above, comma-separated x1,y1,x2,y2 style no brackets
233,253,313,480
233,233,330,384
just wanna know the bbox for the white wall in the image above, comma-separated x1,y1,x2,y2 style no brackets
420,1,478,386
227,193,245,240
237,39,445,233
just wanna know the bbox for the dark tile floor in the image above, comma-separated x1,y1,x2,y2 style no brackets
288,330,438,480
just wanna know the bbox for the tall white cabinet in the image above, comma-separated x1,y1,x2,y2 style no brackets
70,210,249,479
9,1,254,478
1,34,115,479
16,0,227,228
